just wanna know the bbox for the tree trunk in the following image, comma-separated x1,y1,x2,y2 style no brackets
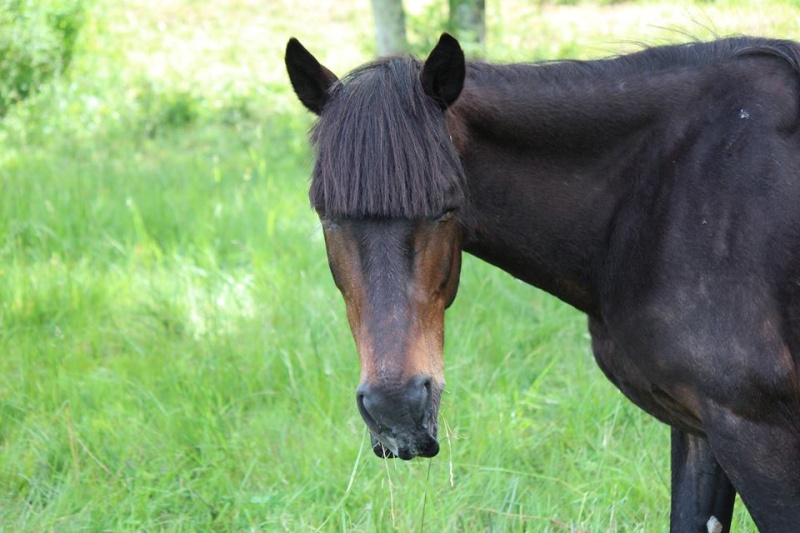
448,0,485,58
371,0,409,56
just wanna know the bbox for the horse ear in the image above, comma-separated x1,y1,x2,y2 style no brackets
420,33,465,109
285,38,339,115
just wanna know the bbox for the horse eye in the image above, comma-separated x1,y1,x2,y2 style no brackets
318,213,338,226
437,208,458,223
313,202,330,218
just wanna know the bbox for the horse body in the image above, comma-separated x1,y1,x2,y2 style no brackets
453,46,800,530
286,34,800,531
455,43,800,425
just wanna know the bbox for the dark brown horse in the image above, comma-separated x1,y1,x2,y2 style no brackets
285,33,800,532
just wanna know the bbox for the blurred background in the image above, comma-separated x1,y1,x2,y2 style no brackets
1,0,798,530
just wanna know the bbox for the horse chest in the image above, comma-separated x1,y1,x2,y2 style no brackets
587,317,705,433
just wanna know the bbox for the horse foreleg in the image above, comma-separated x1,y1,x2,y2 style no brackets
703,405,800,533
670,428,736,533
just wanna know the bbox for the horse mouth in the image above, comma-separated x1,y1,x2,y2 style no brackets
355,378,443,460
369,430,440,460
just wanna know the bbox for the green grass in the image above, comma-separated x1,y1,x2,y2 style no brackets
3,0,799,530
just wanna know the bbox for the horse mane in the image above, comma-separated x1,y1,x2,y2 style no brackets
467,36,800,86
610,36,800,78
309,57,466,219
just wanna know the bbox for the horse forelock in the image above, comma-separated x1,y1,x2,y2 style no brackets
309,57,466,219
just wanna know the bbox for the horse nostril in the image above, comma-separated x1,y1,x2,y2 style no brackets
406,375,432,424
356,384,379,429
357,377,434,429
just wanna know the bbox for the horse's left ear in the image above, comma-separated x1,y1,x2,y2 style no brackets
421,33,465,109
285,38,339,115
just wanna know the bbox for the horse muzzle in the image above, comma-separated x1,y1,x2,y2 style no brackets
356,375,442,460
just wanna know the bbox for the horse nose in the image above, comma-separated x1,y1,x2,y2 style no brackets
356,375,432,429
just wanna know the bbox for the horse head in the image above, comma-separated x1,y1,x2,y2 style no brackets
286,35,466,459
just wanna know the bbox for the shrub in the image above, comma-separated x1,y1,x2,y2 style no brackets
0,0,88,116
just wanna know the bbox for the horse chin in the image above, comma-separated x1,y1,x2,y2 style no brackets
369,430,440,460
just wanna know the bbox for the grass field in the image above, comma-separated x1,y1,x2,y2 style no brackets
2,0,800,530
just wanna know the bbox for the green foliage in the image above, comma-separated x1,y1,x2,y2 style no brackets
135,81,201,137
0,0,88,116
406,2,450,57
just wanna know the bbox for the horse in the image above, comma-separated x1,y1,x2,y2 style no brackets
285,32,800,532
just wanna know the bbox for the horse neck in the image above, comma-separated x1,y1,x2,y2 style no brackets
450,61,687,315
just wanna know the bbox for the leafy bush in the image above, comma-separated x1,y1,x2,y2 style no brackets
135,81,202,137
0,0,88,116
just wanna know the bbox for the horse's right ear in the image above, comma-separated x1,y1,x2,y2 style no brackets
421,33,465,109
285,38,339,115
